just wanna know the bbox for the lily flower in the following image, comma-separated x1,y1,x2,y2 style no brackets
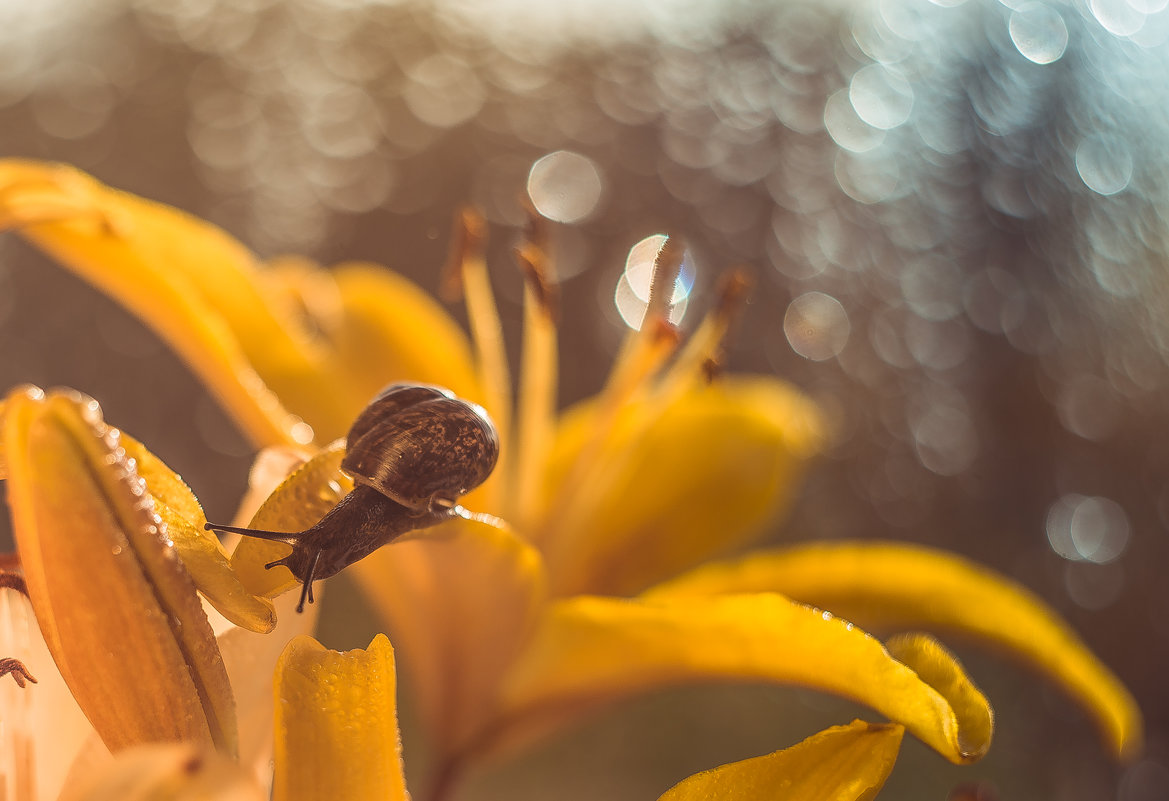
0,161,1143,800
0,387,902,801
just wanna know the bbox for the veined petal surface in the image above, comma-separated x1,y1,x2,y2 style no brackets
273,635,408,801
499,593,991,764
3,388,236,754
537,376,825,597
658,720,903,801
646,541,1142,760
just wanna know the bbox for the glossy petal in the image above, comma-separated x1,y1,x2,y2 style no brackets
3,388,237,754
273,635,408,801
119,433,276,633
57,743,264,801
327,261,481,407
229,442,352,600
645,542,1142,760
499,593,991,764
352,515,546,752
658,720,903,801
537,376,825,596
0,160,321,447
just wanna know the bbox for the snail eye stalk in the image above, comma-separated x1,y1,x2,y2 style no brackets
205,383,499,612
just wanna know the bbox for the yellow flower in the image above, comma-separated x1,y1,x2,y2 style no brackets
0,160,1143,801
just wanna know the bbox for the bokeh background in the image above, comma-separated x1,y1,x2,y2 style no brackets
1,0,1167,798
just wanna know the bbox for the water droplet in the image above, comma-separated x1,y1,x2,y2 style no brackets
1046,494,1130,563
1089,0,1146,36
527,150,603,224
784,292,850,361
1076,135,1134,196
824,89,886,154
849,64,914,130
1009,4,1069,64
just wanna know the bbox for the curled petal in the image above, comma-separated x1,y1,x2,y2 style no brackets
57,743,264,801
645,542,1142,760
353,515,546,752
499,593,992,764
3,388,236,754
658,720,904,801
119,433,276,633
273,635,408,801
0,160,320,447
538,376,825,597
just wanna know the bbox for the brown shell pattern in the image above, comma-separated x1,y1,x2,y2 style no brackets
341,385,499,510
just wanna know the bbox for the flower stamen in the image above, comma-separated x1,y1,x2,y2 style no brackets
513,203,559,527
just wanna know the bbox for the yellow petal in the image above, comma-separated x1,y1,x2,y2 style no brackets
228,441,352,600
658,720,903,801
3,388,237,754
218,590,321,786
119,433,276,633
538,376,825,596
328,261,481,405
57,743,264,801
645,542,1142,761
352,515,546,752
273,635,408,801
499,593,991,764
0,160,332,446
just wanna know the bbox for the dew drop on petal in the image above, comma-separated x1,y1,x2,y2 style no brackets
1009,3,1069,65
784,292,850,361
527,150,603,224
1076,135,1133,196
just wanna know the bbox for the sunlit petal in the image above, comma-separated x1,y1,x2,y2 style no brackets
328,261,481,406
645,541,1142,760
56,743,263,801
658,720,903,801
3,388,236,754
353,516,546,752
217,591,320,787
119,433,276,633
273,635,408,801
538,376,825,596
0,160,319,448
229,442,351,601
499,593,990,764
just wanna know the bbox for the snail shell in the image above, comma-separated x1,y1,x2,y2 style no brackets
342,383,498,511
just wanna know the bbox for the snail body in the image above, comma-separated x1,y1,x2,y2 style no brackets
206,384,499,612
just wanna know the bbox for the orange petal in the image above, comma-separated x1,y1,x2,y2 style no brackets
646,541,1142,761
3,387,236,754
351,515,546,753
499,593,991,764
273,635,408,801
0,160,317,447
658,720,903,801
538,376,825,596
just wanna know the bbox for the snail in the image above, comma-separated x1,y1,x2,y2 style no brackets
205,384,499,613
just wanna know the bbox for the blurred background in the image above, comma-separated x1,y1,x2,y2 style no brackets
0,0,1167,798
